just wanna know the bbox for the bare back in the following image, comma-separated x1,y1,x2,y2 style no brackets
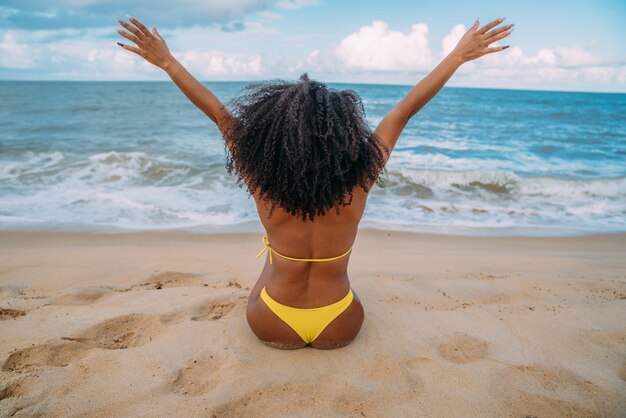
249,184,370,306
245,184,371,348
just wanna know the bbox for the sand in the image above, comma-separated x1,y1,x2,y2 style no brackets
0,229,625,417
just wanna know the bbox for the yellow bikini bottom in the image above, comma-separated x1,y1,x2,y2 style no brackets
260,286,354,344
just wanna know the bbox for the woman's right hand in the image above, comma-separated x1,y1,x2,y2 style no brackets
451,17,514,64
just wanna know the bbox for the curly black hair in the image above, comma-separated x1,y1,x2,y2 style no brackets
223,73,390,222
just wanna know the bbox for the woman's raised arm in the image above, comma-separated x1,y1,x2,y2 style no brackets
116,15,236,139
373,17,514,164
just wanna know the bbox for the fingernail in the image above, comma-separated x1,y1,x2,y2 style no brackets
503,45,510,49
126,14,133,20
117,42,124,47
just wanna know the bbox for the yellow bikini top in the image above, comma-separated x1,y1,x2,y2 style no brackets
255,234,353,264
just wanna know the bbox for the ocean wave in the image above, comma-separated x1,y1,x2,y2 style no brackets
0,150,625,235
0,150,65,179
0,150,224,188
381,167,626,199
389,149,626,177
364,167,626,232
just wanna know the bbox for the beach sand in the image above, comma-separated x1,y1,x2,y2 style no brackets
0,229,625,417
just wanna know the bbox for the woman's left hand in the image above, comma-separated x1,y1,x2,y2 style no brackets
116,15,174,69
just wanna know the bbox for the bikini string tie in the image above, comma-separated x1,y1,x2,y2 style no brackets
255,234,274,264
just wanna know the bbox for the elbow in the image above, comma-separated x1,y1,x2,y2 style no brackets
393,100,417,122
405,103,423,120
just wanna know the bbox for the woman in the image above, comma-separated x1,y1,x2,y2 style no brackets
116,15,513,349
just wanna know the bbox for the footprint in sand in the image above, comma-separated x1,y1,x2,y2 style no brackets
132,271,204,290
513,364,588,391
190,296,247,321
60,313,166,349
0,375,32,416
2,340,92,372
462,272,511,280
206,278,246,290
171,358,222,395
0,308,27,320
49,287,112,306
583,330,625,349
211,382,324,417
506,392,597,417
0,378,22,401
0,366,71,417
0,285,26,297
619,363,626,382
437,334,489,363
404,356,432,369
225,279,243,289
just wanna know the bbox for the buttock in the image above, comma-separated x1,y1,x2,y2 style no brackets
246,287,365,349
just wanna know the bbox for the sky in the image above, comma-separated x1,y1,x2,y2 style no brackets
0,0,625,92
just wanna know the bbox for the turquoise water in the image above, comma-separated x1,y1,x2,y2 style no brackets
1,81,625,235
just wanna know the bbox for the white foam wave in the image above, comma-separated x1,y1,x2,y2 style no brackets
388,150,623,177
0,150,65,180
365,167,626,232
1,150,625,235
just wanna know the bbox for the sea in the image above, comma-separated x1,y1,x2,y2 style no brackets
1,81,625,236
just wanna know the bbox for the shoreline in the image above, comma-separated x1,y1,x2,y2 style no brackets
2,228,626,253
1,223,625,238
1,229,625,416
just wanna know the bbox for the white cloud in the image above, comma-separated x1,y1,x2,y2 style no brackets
334,20,433,72
276,0,319,10
463,44,625,87
618,67,626,84
0,31,35,68
433,22,623,87
255,10,283,21
535,66,570,81
304,49,320,67
440,23,466,58
288,48,322,73
440,23,605,70
474,44,610,71
1,13,624,91
483,45,602,69
580,66,617,82
534,48,557,66
175,50,262,76
551,46,602,67
0,26,264,80
328,20,625,91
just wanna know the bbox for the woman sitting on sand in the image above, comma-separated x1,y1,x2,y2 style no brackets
116,15,513,349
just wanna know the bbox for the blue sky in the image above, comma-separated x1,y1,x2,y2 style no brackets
1,0,624,92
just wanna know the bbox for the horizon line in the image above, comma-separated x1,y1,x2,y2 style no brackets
0,79,624,95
